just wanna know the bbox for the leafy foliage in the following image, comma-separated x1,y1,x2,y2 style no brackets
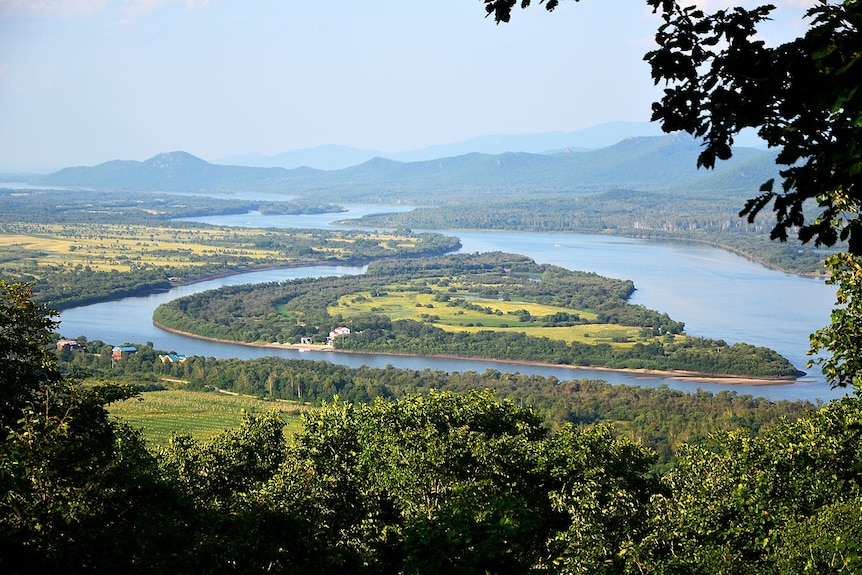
809,253,862,388
276,390,657,574
487,1,862,255
2,283,860,572
0,282,181,574
645,0,862,255
637,394,862,574
0,281,63,426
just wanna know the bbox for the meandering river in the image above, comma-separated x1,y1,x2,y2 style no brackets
59,206,845,403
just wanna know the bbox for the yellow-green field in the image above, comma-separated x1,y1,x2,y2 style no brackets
0,222,416,275
108,389,309,447
435,323,646,346
331,282,673,347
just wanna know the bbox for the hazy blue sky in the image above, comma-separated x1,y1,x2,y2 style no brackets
1,0,812,170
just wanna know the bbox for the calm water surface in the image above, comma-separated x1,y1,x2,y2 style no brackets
60,207,844,403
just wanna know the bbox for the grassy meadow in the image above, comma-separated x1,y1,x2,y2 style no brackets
331,281,676,348
109,389,309,447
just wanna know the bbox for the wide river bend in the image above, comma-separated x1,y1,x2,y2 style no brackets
59,205,844,403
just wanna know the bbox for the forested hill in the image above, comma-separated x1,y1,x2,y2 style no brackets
33,134,778,198
36,151,297,192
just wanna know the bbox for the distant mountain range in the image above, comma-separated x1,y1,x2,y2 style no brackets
32,130,778,200
213,121,766,170
215,121,674,170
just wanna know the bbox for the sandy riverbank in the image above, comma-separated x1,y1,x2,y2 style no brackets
152,321,799,386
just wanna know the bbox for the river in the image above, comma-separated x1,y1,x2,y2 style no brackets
59,206,844,403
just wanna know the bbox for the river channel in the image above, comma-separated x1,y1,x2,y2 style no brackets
59,204,844,403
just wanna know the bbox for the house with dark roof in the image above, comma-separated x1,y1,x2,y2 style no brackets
57,339,85,352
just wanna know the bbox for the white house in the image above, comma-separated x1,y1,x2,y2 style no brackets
327,326,351,345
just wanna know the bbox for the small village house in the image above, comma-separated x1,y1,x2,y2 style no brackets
326,326,351,345
112,345,137,361
158,353,188,364
57,339,85,352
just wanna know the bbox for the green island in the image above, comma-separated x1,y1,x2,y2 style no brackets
153,251,803,379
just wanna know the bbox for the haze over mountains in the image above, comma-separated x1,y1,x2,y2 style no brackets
28,122,776,199
213,121,765,170
215,121,672,170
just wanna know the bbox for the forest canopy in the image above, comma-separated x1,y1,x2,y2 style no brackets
2,281,860,573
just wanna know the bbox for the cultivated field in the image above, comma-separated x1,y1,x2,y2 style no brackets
0,221,415,275
108,389,309,446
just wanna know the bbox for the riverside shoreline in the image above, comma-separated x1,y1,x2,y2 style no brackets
152,320,800,386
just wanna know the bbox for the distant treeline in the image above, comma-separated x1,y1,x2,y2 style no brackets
348,191,835,276
0,187,342,224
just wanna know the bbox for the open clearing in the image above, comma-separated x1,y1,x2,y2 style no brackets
331,281,677,347
108,389,309,446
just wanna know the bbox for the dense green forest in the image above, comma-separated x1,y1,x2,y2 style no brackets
57,338,814,463
5,0,861,568
154,252,803,378
2,281,860,574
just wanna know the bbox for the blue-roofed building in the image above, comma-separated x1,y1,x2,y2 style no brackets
158,353,188,364
112,345,137,361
